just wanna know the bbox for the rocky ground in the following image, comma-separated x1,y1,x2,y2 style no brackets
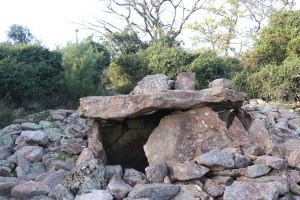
0,73,300,200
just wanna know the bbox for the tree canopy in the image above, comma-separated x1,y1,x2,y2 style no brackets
6,24,34,44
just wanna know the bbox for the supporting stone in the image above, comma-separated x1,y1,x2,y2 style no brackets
88,120,107,164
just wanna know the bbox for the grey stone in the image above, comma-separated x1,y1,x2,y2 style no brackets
48,184,74,200
105,165,123,180
74,190,113,200
194,149,234,170
127,183,180,200
246,164,271,178
0,147,12,160
20,130,48,145
60,138,87,155
0,134,13,148
123,168,147,187
204,179,224,197
20,122,42,131
145,163,168,183
171,184,213,200
64,159,107,195
41,169,68,189
15,146,44,162
223,181,279,200
288,117,300,133
255,155,287,169
131,74,169,95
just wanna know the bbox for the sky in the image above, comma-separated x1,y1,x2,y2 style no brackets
0,0,300,50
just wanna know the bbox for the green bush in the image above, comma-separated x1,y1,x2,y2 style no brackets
187,50,238,89
232,56,300,101
59,38,110,99
0,43,62,104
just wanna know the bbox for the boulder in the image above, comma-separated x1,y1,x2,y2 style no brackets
11,181,51,199
175,72,196,90
144,107,232,165
130,74,169,95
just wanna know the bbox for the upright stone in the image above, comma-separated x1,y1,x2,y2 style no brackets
144,107,232,166
88,120,107,163
131,74,169,95
209,79,234,89
175,72,196,90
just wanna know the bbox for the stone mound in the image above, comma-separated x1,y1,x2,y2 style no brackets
0,72,299,200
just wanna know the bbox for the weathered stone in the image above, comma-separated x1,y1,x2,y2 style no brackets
0,166,11,177
60,138,87,155
0,124,21,135
288,148,300,167
145,163,168,183
123,168,147,187
211,176,233,186
204,179,224,197
169,161,209,181
88,120,107,163
234,153,252,168
107,175,132,200
255,155,287,169
29,195,53,200
288,117,300,133
48,184,74,200
127,183,180,200
11,181,51,199
0,181,19,196
144,107,232,165
175,72,196,90
80,87,246,120
15,146,44,162
248,118,271,144
246,164,271,178
41,169,68,189
171,184,213,200
223,181,279,200
242,143,266,156
209,79,234,89
194,149,234,170
0,146,12,160
76,148,95,166
211,168,246,178
131,74,169,95
20,122,42,131
20,130,48,145
64,159,107,195
74,189,113,200
0,134,13,148
226,117,250,147
290,182,300,196
105,165,123,180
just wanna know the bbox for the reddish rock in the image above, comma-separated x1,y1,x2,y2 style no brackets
226,117,250,147
169,161,209,181
16,146,44,162
11,181,50,199
288,148,300,167
79,87,246,120
144,107,232,165
255,155,287,169
204,179,224,197
223,181,279,200
107,175,132,200
88,120,107,163
242,143,266,156
175,72,196,90
248,118,271,145
76,148,95,166
60,138,87,155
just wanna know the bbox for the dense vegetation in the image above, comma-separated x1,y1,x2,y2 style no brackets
0,9,299,128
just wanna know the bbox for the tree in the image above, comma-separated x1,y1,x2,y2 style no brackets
76,0,206,41
6,24,34,44
188,0,295,56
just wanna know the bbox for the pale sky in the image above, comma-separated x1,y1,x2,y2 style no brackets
0,0,299,50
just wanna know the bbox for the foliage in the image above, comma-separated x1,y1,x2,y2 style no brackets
232,55,300,101
103,28,148,57
59,38,110,99
187,50,239,89
6,24,34,44
252,10,300,66
0,43,62,104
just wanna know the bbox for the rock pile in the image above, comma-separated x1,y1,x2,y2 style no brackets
0,72,299,200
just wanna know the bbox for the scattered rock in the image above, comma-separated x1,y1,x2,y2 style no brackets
169,161,209,181
123,168,147,187
11,181,51,199
74,189,113,200
145,163,168,183
107,175,132,200
48,184,74,200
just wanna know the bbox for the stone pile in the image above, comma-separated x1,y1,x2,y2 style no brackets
0,72,299,200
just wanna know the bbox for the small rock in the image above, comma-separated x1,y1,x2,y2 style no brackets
60,138,87,155
76,148,95,166
74,189,113,200
48,184,74,200
131,74,169,95
15,146,44,162
11,181,51,199
20,122,42,131
255,155,287,169
127,183,180,200
0,134,14,148
20,130,48,145
169,161,209,181
204,179,224,197
172,184,213,200
288,148,300,167
242,143,266,156
246,164,271,178
123,168,147,187
105,165,123,180
175,72,196,90
0,146,12,160
106,175,132,200
145,163,168,183
226,117,250,147
41,169,68,189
